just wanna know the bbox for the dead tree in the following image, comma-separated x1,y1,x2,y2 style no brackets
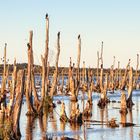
98,41,104,92
120,90,128,114
82,61,86,84
12,70,25,139
66,57,72,93
115,61,120,89
96,51,99,85
127,67,134,108
99,64,103,92
25,31,36,115
98,73,109,108
133,54,139,89
1,43,8,95
121,59,131,90
50,32,60,98
9,59,17,116
75,35,81,97
100,41,103,66
60,69,64,94
44,14,49,96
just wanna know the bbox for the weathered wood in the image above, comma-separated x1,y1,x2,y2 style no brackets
133,54,139,89
82,61,86,84
25,31,35,115
127,67,134,108
60,69,64,94
50,32,60,98
41,55,45,100
12,70,25,139
60,102,69,122
1,44,8,95
31,70,40,110
9,58,17,116
45,61,50,95
99,66,103,92
44,14,49,96
44,13,49,67
26,116,34,140
75,35,81,97
97,51,99,84
120,90,128,114
4,43,7,76
100,41,103,66
121,59,131,90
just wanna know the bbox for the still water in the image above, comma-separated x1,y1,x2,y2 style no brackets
20,90,140,140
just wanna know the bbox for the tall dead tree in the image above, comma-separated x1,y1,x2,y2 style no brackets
25,31,36,115
96,51,99,85
133,54,139,89
1,43,8,94
60,69,64,94
44,14,49,96
82,61,86,84
12,70,25,139
121,59,131,90
100,41,103,67
127,67,134,108
41,55,46,102
9,59,17,116
50,32,60,98
99,41,104,92
116,61,120,88
75,35,81,97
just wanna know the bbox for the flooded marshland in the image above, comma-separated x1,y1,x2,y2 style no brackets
0,13,139,140
17,77,140,140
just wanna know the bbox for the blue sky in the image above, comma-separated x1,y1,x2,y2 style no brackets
0,0,140,68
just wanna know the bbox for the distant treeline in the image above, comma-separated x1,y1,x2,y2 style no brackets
0,63,139,76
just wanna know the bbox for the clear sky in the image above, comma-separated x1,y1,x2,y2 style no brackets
0,0,140,68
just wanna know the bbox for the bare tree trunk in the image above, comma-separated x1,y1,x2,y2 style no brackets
66,57,72,93
26,116,34,140
12,70,25,139
31,71,40,110
50,32,60,98
100,41,103,66
82,61,86,84
45,61,50,95
1,43,8,95
121,59,131,90
134,54,139,89
4,43,7,76
97,51,99,85
127,67,134,108
120,90,127,114
60,69,64,94
100,66,103,92
9,59,17,116
41,56,46,100
44,14,49,96
75,35,81,97
25,31,35,115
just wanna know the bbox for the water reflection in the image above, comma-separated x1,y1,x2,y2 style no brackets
60,122,66,139
26,116,34,140
100,109,105,127
120,112,127,126
21,90,140,140
70,123,81,140
128,109,133,140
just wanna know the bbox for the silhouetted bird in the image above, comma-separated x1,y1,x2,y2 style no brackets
45,13,48,19
78,34,80,39
58,32,60,37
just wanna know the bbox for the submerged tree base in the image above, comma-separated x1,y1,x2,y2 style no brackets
126,98,134,108
97,98,110,109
